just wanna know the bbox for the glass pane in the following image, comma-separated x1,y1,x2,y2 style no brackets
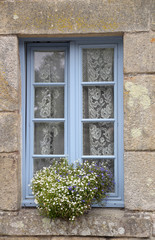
83,48,114,82
34,51,65,82
34,123,64,154
83,122,114,155
83,86,114,118
35,87,64,118
83,158,114,192
33,158,61,174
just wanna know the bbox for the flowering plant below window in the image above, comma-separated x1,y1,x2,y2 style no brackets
31,158,114,221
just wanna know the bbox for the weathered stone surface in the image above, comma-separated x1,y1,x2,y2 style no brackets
0,238,51,240
0,153,21,210
109,239,149,240
0,113,19,152
124,152,155,211
0,209,151,237
151,0,155,31
0,36,19,111
0,238,150,240
0,0,150,35
0,238,106,240
124,32,155,73
124,75,155,150
153,213,155,237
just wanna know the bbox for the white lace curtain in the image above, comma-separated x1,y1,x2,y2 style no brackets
83,49,114,156
34,52,64,157
33,49,114,172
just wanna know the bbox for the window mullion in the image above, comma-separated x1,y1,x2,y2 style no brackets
68,42,77,164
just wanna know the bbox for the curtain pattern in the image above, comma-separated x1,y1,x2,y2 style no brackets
83,48,114,82
83,49,114,156
34,49,114,172
34,52,64,157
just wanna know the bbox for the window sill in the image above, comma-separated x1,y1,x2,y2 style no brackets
0,208,151,238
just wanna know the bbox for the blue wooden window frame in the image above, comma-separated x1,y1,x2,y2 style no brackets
19,37,124,207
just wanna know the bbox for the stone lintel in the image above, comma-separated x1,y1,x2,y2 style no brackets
0,0,150,35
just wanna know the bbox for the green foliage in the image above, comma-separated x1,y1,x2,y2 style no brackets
31,158,114,221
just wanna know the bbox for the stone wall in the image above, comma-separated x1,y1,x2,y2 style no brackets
0,0,155,239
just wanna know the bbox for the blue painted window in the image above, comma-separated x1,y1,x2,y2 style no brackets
20,37,124,207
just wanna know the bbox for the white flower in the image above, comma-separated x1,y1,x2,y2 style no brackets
34,199,38,204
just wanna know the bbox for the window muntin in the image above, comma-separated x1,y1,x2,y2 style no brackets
20,38,124,207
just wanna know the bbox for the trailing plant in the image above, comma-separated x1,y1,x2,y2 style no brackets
31,158,114,221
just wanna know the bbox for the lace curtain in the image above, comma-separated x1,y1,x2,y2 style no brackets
34,52,64,172
83,49,114,156
33,49,114,173
34,87,64,155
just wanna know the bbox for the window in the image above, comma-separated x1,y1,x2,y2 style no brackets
20,37,124,207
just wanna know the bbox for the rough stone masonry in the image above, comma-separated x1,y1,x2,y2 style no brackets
0,0,155,239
